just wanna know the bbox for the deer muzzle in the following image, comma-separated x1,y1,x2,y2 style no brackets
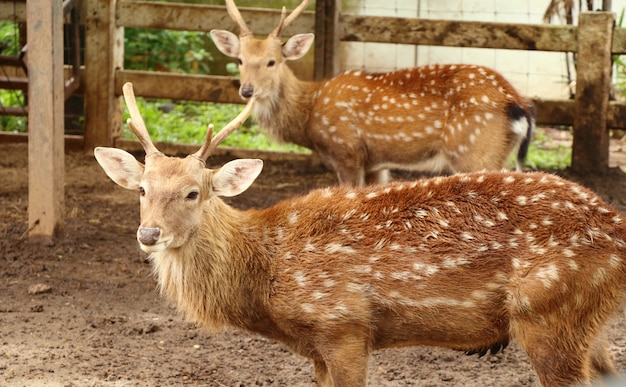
137,227,161,246
240,85,254,98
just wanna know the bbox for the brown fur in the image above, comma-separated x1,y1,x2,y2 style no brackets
210,0,535,186
95,144,626,386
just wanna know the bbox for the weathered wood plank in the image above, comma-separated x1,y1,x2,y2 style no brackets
115,70,243,104
611,27,626,54
340,14,578,52
27,0,65,240
314,0,340,79
0,1,26,22
529,99,626,130
532,98,575,126
116,0,314,35
83,0,124,149
0,132,84,151
572,12,614,173
608,101,626,130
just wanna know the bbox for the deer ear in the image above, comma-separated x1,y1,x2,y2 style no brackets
94,147,144,190
210,29,241,57
212,159,263,197
283,33,314,60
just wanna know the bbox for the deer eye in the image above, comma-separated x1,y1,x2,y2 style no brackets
237,58,243,65
185,191,199,201
139,186,146,197
267,59,276,67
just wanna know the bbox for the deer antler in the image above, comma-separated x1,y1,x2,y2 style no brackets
269,0,311,38
193,97,255,161
122,82,161,157
224,0,252,37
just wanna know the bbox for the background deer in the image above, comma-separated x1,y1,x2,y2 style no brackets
210,0,535,187
95,82,625,387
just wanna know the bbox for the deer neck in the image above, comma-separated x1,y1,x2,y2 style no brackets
149,198,273,332
253,69,318,149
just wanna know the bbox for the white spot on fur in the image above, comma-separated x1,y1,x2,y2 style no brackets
288,212,299,225
301,303,315,313
294,271,307,287
536,264,559,288
413,262,439,276
350,265,372,274
325,243,356,255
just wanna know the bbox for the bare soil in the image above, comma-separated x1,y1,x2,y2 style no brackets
2,132,626,387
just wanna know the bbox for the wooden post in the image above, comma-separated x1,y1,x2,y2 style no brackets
572,12,614,174
314,0,341,80
83,0,123,150
26,0,65,240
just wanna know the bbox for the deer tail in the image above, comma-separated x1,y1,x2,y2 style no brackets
508,102,535,170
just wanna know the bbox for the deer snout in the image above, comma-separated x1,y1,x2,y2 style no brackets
240,85,254,98
137,227,161,246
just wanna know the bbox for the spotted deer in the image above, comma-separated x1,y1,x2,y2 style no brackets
209,0,535,187
94,82,626,387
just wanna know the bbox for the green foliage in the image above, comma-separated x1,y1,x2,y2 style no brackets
124,28,212,74
0,21,20,56
524,128,572,170
0,22,26,132
123,98,309,152
0,89,27,132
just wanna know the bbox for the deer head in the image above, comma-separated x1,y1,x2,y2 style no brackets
94,82,260,252
210,0,314,100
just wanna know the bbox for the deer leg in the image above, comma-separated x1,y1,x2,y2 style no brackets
322,334,370,386
589,330,618,380
365,169,390,185
334,166,366,187
513,322,593,387
313,358,333,387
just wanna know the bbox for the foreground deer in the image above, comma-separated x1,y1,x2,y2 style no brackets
94,83,626,386
210,0,535,186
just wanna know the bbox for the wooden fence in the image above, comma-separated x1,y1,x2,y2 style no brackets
1,0,626,239
99,0,626,176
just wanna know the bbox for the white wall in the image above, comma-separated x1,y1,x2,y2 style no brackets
340,0,625,99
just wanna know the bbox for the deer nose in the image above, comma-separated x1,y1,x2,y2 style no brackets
240,85,254,98
137,227,161,246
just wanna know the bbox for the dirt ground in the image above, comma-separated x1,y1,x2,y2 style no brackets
2,130,626,387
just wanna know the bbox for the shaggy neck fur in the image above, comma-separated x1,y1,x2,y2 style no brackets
149,198,272,333
252,68,318,149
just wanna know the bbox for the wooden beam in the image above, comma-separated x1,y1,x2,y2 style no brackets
0,0,26,22
26,0,65,240
115,0,314,36
314,0,340,80
83,0,124,149
0,105,27,116
115,70,243,104
0,75,28,91
532,98,575,127
0,132,84,151
340,14,578,52
572,12,614,173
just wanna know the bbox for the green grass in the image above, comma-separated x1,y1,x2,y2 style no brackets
0,90,574,168
122,98,309,153
524,128,572,170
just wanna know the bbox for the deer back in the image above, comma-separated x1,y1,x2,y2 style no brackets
307,64,533,175
212,0,535,186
